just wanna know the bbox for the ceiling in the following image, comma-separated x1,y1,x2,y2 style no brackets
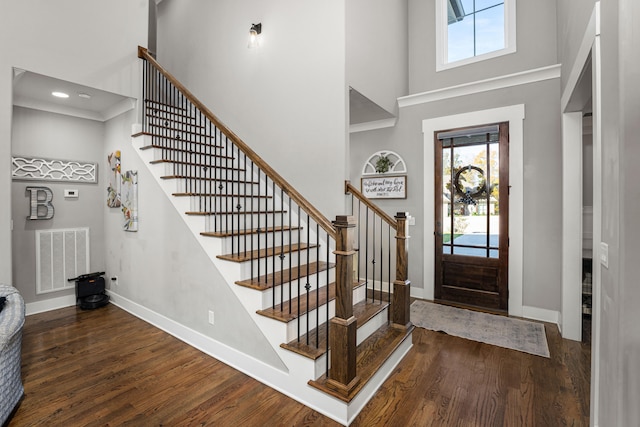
12,69,135,122
349,87,395,126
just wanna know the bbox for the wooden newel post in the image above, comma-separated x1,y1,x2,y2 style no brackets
328,215,360,395
393,212,412,329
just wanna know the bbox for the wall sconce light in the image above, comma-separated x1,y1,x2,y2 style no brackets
248,23,262,49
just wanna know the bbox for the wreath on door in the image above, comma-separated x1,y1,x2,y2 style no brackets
454,165,487,205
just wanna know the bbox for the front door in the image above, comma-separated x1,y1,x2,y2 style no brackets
434,122,509,312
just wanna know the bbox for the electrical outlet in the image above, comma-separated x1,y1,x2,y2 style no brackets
208,310,215,325
111,276,118,286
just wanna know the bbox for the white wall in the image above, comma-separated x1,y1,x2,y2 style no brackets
347,0,408,114
11,107,106,304
103,112,287,369
0,0,148,284
156,0,348,219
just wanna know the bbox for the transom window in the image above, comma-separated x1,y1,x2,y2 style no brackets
436,0,516,71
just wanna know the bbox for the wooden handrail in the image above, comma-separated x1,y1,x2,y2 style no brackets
344,180,397,229
138,46,337,239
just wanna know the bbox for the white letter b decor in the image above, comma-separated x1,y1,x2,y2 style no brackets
26,186,54,220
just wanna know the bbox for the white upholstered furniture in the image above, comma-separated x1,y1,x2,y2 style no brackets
0,284,25,424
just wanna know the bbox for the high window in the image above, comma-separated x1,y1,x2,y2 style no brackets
436,0,516,71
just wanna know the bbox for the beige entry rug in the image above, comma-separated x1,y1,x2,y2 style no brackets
410,300,550,358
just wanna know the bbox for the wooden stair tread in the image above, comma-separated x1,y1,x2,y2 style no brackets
160,175,259,184
308,323,415,402
173,192,271,198
150,159,244,171
140,145,231,160
147,123,216,138
134,130,215,141
200,225,301,238
144,98,189,111
218,243,317,263
186,209,286,216
146,112,206,128
258,282,337,323
279,295,386,360
235,261,331,290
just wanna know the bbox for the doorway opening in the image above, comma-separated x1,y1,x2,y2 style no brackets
434,122,509,313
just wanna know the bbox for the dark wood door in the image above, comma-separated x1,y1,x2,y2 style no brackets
434,122,509,312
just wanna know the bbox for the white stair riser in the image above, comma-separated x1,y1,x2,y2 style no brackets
202,212,287,233
172,180,260,195
357,306,390,346
160,162,247,180
183,196,273,213
237,249,323,278
259,270,337,307
220,228,316,253
285,301,334,342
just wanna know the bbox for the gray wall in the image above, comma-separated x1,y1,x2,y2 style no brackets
11,107,105,303
156,0,348,219
408,0,558,93
350,0,562,313
350,79,562,312
347,0,408,114
557,0,640,424
556,0,597,90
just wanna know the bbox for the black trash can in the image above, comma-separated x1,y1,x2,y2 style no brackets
68,272,110,310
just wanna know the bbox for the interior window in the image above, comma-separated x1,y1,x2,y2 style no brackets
437,0,516,71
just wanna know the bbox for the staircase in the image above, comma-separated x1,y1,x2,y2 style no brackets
133,46,413,425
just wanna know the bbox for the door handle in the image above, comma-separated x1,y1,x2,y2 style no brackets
435,221,443,237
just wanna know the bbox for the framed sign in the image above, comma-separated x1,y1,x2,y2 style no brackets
361,175,407,199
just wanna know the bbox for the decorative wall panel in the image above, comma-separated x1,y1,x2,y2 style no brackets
12,156,97,183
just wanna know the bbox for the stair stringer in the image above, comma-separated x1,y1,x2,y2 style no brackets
130,127,412,426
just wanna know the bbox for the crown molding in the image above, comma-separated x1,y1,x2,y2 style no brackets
399,64,561,109
349,117,397,134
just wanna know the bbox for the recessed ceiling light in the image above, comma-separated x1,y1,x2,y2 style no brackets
78,92,91,99
52,91,69,98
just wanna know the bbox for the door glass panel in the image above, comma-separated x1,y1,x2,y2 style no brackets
441,130,500,258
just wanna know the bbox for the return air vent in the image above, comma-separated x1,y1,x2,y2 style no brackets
36,228,90,295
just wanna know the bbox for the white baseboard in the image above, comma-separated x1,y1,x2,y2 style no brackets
522,305,560,326
106,290,287,377
25,294,76,316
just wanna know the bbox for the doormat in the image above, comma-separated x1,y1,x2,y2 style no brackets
410,300,550,358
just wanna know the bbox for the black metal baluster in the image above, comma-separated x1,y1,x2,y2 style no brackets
250,161,255,260
256,169,262,285
305,213,311,345
371,211,376,303
296,205,301,343
279,187,285,312
388,223,392,307
273,180,277,311
365,206,369,298
380,216,383,303
288,195,293,315
243,152,248,259
315,222,320,348
325,231,330,374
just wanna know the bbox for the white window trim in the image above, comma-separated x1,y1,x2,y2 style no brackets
435,0,517,72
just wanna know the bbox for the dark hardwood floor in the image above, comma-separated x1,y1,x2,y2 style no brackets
8,303,590,426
